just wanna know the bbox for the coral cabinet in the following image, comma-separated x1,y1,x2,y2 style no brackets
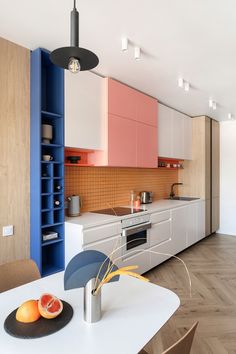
30,48,65,276
91,78,158,168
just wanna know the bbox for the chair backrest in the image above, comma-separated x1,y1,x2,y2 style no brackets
0,259,41,293
162,322,198,354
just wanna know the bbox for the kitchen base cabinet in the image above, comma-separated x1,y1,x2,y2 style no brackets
186,201,206,247
84,235,122,269
65,221,121,266
65,200,206,275
121,251,150,275
186,203,198,247
171,206,188,254
197,200,206,241
150,239,172,269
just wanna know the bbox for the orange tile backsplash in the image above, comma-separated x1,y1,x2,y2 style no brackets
65,166,178,212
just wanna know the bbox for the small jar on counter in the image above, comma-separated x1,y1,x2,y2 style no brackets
134,196,141,208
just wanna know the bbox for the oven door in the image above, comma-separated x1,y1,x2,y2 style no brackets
122,222,151,259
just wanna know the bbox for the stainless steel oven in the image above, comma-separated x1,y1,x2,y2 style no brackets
121,214,151,259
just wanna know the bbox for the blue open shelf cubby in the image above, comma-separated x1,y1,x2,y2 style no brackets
30,48,65,277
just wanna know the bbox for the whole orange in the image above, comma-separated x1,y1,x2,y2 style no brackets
16,300,41,323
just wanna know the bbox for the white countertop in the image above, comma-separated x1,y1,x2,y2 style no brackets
65,198,203,229
0,272,180,354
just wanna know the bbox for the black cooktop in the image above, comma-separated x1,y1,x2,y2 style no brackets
91,207,144,216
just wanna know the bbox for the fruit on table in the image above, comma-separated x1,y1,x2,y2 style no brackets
16,300,41,323
38,293,63,319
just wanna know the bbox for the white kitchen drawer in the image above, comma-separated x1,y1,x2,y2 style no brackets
150,220,171,247
150,239,172,269
150,210,171,224
120,251,150,275
83,234,122,268
83,222,121,245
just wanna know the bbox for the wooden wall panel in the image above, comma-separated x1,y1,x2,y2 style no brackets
65,167,178,212
179,116,207,198
212,120,220,198
0,37,30,264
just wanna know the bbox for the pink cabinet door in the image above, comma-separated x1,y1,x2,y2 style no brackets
136,122,157,168
108,114,136,167
136,92,158,127
107,79,136,120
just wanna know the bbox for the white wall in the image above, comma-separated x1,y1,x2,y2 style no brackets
219,121,236,235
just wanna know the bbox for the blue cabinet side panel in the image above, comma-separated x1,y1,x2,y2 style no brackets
30,49,42,273
30,48,65,276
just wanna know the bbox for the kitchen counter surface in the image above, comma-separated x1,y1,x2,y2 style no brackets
141,198,203,213
65,198,203,229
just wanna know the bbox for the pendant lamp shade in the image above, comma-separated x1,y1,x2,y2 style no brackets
50,0,99,72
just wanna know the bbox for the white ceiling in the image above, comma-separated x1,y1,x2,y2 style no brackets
1,0,236,121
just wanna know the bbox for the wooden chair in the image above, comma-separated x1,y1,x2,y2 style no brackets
139,322,198,354
0,259,41,293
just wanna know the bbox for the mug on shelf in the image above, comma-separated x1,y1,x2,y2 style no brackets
42,155,53,161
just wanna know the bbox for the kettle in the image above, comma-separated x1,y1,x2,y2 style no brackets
140,191,153,204
67,195,81,216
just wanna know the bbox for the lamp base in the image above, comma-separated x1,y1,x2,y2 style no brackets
84,278,101,323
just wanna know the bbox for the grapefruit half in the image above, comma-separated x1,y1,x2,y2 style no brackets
38,293,63,319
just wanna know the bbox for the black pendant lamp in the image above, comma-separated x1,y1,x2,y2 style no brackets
50,0,99,73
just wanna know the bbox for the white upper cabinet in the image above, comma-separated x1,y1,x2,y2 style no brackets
158,103,192,160
172,110,185,159
158,104,172,158
65,71,105,150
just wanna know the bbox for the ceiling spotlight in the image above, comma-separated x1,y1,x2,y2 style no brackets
121,38,128,52
212,101,217,110
134,47,141,60
209,98,213,108
178,77,184,88
184,81,190,91
228,113,233,120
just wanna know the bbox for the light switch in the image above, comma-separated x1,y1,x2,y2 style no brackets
2,225,14,237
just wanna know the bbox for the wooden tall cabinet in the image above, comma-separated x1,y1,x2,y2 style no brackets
179,116,220,236
211,120,220,232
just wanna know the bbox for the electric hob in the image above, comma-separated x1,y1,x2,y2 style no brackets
91,207,144,216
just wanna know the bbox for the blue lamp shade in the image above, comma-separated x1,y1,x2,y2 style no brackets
64,250,120,290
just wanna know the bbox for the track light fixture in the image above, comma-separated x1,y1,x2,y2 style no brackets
184,81,190,91
209,98,217,110
121,38,128,52
178,78,190,92
134,47,141,60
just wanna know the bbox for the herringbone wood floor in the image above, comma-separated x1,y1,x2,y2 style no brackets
143,234,236,354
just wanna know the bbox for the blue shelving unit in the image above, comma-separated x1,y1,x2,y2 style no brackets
30,48,65,277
